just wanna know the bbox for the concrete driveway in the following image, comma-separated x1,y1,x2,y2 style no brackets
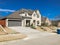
0,27,60,45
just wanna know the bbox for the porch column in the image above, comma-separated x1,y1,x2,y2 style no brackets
22,20,25,27
6,19,8,27
35,20,37,27
22,19,26,27
24,19,26,27
22,20,23,27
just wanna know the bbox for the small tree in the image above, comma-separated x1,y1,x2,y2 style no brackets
30,23,36,29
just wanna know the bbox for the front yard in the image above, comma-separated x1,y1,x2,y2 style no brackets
0,26,26,42
35,26,58,33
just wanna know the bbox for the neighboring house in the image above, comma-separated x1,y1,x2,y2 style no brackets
45,18,51,26
0,9,41,27
58,22,60,27
52,20,60,27
41,16,51,26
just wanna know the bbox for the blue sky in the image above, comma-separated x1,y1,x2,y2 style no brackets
0,0,60,20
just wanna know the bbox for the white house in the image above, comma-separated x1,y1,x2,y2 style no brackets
1,9,41,27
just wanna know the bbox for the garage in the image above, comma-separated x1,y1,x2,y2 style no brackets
8,20,22,27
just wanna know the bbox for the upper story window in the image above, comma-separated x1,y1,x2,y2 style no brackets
37,15,39,18
34,13,39,18
25,14,27,16
24,12,28,16
34,14,36,17
37,21,39,24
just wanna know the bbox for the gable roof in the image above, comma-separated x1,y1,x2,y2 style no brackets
1,9,39,19
19,9,34,15
52,20,60,23
41,16,47,22
6,11,22,19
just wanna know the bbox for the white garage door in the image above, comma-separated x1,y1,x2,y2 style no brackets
8,20,22,27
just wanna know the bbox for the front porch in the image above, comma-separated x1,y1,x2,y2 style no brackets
26,20,31,27
22,19,31,27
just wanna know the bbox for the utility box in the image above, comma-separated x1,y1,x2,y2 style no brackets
57,28,60,34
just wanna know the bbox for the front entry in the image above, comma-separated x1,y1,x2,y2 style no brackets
26,20,30,27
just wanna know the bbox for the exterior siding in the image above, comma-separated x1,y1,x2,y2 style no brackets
1,9,41,27
0,20,6,27
58,22,60,27
45,18,51,26
31,11,41,27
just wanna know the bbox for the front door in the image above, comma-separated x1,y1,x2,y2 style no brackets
26,20,30,27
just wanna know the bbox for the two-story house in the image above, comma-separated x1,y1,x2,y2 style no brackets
52,20,60,27
41,16,51,26
0,9,41,27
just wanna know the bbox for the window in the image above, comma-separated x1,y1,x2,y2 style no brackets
25,14,27,16
25,12,27,16
34,14,39,18
37,15,39,18
34,14,36,16
37,21,39,24
33,20,36,25
33,20,35,23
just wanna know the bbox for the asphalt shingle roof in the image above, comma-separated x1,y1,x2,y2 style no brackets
6,9,35,19
1,9,39,19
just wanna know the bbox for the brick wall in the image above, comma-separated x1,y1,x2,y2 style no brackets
0,20,6,27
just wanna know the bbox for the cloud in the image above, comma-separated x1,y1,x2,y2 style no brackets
0,9,16,12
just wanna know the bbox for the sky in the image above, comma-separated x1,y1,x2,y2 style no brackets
0,0,60,20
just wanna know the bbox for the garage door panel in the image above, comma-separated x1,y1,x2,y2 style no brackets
8,20,22,27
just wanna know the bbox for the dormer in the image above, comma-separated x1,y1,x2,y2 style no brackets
19,12,27,16
32,11,37,17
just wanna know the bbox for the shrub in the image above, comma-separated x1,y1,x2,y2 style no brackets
41,23,48,26
30,26,36,29
30,23,36,29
